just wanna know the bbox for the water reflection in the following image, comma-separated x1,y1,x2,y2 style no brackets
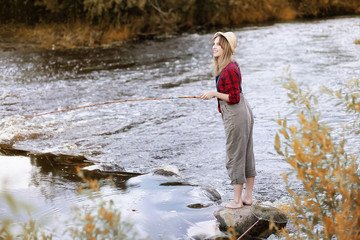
0,154,229,239
0,156,31,189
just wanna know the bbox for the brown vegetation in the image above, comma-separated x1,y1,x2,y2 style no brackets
0,0,360,49
1,23,133,49
275,72,360,239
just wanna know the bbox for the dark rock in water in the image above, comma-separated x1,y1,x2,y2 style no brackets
153,165,181,177
214,204,288,239
153,168,179,176
160,181,195,186
187,203,212,209
200,186,222,202
0,144,29,156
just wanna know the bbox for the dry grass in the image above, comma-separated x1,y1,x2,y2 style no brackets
278,7,297,21
2,22,134,50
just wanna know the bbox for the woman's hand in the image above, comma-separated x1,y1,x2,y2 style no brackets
200,91,230,102
200,91,217,100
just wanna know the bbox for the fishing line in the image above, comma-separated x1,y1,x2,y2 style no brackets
25,96,200,118
237,203,287,240
237,218,261,240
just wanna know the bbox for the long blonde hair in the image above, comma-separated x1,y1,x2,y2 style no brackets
212,35,234,77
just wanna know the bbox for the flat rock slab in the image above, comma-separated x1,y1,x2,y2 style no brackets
214,204,288,239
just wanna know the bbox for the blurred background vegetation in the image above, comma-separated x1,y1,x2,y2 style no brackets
0,0,360,49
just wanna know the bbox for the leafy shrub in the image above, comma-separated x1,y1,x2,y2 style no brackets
275,71,360,239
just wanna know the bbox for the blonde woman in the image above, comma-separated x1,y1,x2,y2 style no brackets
200,32,256,209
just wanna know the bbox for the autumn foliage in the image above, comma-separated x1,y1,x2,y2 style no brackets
1,0,360,49
275,71,360,239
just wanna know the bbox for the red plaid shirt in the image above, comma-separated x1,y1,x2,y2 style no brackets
216,61,242,112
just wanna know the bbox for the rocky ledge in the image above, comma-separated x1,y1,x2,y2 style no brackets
214,204,288,239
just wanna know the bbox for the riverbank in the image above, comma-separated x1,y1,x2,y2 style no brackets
0,23,133,52
1,16,359,52
1,0,359,51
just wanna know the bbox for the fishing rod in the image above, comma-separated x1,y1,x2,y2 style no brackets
25,96,201,118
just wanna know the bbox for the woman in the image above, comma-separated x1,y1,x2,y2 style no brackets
200,32,256,209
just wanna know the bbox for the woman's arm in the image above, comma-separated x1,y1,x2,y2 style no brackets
200,91,229,102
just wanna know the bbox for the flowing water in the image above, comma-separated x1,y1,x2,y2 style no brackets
0,15,359,238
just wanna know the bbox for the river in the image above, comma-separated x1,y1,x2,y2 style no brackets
0,15,359,239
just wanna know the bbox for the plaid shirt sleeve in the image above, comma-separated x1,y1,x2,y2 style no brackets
218,62,242,104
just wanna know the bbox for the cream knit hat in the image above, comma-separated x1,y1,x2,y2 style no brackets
212,32,237,54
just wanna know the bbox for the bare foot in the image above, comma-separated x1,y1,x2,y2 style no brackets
242,198,253,206
225,200,244,209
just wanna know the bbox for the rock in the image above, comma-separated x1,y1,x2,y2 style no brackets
214,204,288,239
200,186,222,202
153,165,181,177
187,203,212,209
